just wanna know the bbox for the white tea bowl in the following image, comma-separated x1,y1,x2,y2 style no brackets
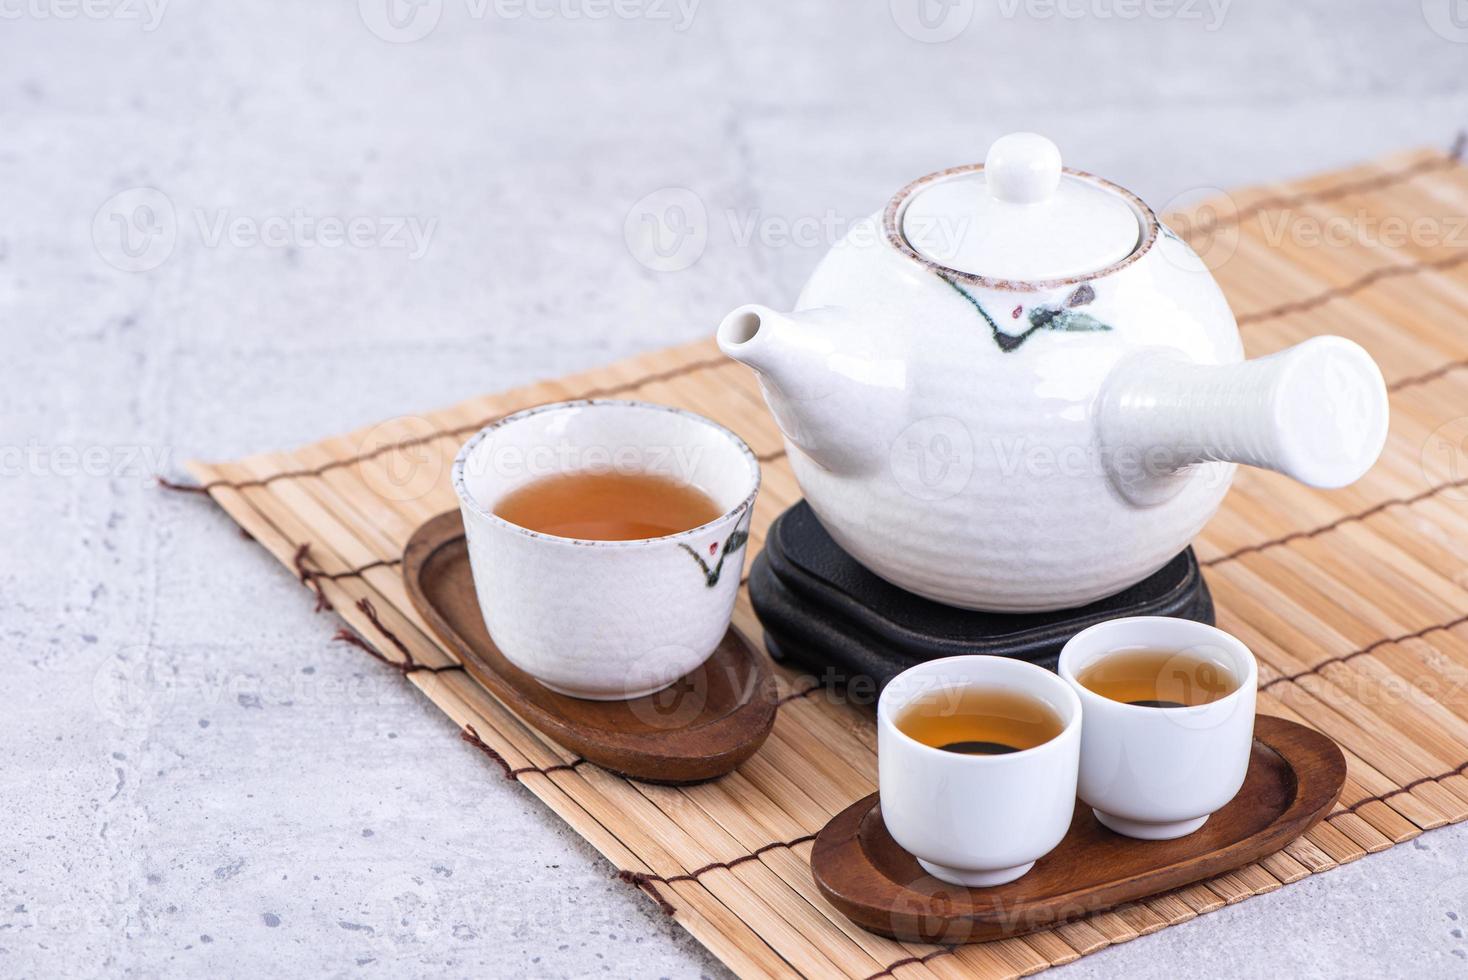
452,400,760,701
1058,617,1258,840
877,656,1082,888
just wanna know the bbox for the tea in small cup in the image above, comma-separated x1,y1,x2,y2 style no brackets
1059,617,1258,840
878,656,1082,887
452,400,760,701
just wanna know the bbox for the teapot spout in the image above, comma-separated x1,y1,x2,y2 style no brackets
717,305,796,382
1098,336,1390,502
717,304,892,475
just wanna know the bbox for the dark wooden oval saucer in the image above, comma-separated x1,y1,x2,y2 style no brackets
811,714,1345,943
403,511,778,784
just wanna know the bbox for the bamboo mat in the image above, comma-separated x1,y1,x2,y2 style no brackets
183,139,1468,979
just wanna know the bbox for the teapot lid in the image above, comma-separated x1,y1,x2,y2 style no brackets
896,133,1145,283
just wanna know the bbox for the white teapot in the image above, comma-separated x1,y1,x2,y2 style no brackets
717,133,1389,613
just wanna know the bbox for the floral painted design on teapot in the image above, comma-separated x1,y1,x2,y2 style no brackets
946,279,1112,352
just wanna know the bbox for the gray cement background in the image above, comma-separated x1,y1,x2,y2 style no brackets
3,1,1468,976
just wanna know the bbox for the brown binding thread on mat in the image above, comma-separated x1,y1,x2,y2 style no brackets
293,543,333,612
314,557,399,580
293,556,405,586
616,833,820,916
1237,247,1468,327
862,947,959,980
1260,611,1468,692
333,627,465,675
1336,758,1468,817
1204,470,1468,568
617,871,679,916
1182,132,1466,240
460,724,586,780
775,683,823,705
337,597,465,674
1386,355,1468,392
157,476,212,494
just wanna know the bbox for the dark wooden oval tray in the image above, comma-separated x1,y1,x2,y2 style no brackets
811,714,1345,943
403,511,778,784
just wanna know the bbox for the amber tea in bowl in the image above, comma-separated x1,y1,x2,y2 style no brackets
453,400,760,701
894,685,1064,756
1075,647,1238,709
878,656,1082,887
1060,617,1258,840
494,470,723,541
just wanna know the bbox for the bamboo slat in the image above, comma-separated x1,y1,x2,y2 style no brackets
183,141,1468,978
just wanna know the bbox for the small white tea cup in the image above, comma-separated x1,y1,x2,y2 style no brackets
452,400,760,701
877,656,1082,888
1058,617,1258,840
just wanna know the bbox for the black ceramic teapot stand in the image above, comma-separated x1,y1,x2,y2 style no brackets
748,502,1214,692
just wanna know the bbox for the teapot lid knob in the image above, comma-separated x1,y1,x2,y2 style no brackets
985,132,1062,204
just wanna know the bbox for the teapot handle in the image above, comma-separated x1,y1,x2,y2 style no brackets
1097,336,1389,502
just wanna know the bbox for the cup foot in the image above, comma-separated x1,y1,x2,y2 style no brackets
917,858,1036,888
533,677,676,701
1093,809,1209,840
